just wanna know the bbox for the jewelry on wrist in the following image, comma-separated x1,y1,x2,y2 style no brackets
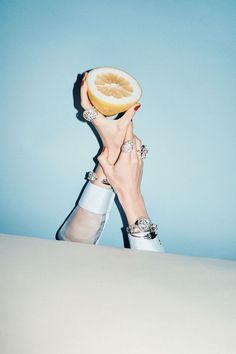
86,171,110,186
126,217,162,244
127,216,152,234
128,228,162,244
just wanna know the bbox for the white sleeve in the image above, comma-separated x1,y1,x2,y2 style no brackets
79,182,114,214
57,182,115,244
128,234,165,252
58,182,165,252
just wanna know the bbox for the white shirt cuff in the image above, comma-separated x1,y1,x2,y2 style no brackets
128,235,165,252
79,182,115,214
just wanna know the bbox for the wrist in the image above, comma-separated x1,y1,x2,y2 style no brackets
117,192,148,224
91,165,111,189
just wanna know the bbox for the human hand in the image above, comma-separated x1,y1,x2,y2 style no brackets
97,123,148,224
80,72,141,164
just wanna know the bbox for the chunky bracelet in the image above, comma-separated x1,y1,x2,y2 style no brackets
86,171,110,185
126,217,162,244
127,228,162,244
126,217,156,234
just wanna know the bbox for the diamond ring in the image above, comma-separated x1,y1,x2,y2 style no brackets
121,140,134,153
141,145,149,159
83,107,98,122
137,145,149,159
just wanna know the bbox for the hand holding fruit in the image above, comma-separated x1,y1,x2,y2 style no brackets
80,70,141,164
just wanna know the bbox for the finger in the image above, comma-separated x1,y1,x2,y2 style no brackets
119,122,134,161
80,72,106,125
133,135,143,163
80,72,92,110
97,147,113,176
124,121,134,142
119,102,141,126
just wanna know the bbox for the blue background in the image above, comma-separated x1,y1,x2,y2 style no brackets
1,0,235,260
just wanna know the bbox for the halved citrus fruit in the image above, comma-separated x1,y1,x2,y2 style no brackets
86,67,142,116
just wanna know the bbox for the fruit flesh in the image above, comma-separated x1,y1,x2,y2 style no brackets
95,73,134,99
86,67,142,116
88,90,136,116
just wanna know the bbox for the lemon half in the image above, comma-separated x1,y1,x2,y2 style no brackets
86,67,142,116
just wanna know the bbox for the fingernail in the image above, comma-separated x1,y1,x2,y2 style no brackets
134,103,141,111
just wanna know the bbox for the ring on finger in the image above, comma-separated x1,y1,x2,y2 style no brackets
121,140,134,153
83,106,98,122
137,145,149,159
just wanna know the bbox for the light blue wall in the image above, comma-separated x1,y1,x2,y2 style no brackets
1,0,235,260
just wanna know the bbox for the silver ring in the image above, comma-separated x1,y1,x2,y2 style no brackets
83,106,98,122
137,145,149,159
121,140,134,153
141,145,148,159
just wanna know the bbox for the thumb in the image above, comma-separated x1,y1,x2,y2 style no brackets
97,147,113,175
124,121,134,141
119,102,141,126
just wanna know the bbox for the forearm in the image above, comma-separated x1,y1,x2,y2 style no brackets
117,192,148,224
117,191,165,253
92,143,121,188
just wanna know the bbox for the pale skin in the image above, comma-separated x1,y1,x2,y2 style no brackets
80,72,149,224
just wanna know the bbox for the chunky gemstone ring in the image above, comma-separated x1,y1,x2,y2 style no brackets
140,145,148,159
83,106,98,122
137,145,149,159
121,140,134,153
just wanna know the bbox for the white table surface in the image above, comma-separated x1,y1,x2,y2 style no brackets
0,234,236,354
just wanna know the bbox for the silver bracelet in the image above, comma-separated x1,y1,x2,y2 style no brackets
126,217,162,244
126,217,157,234
86,171,110,185
128,229,162,244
